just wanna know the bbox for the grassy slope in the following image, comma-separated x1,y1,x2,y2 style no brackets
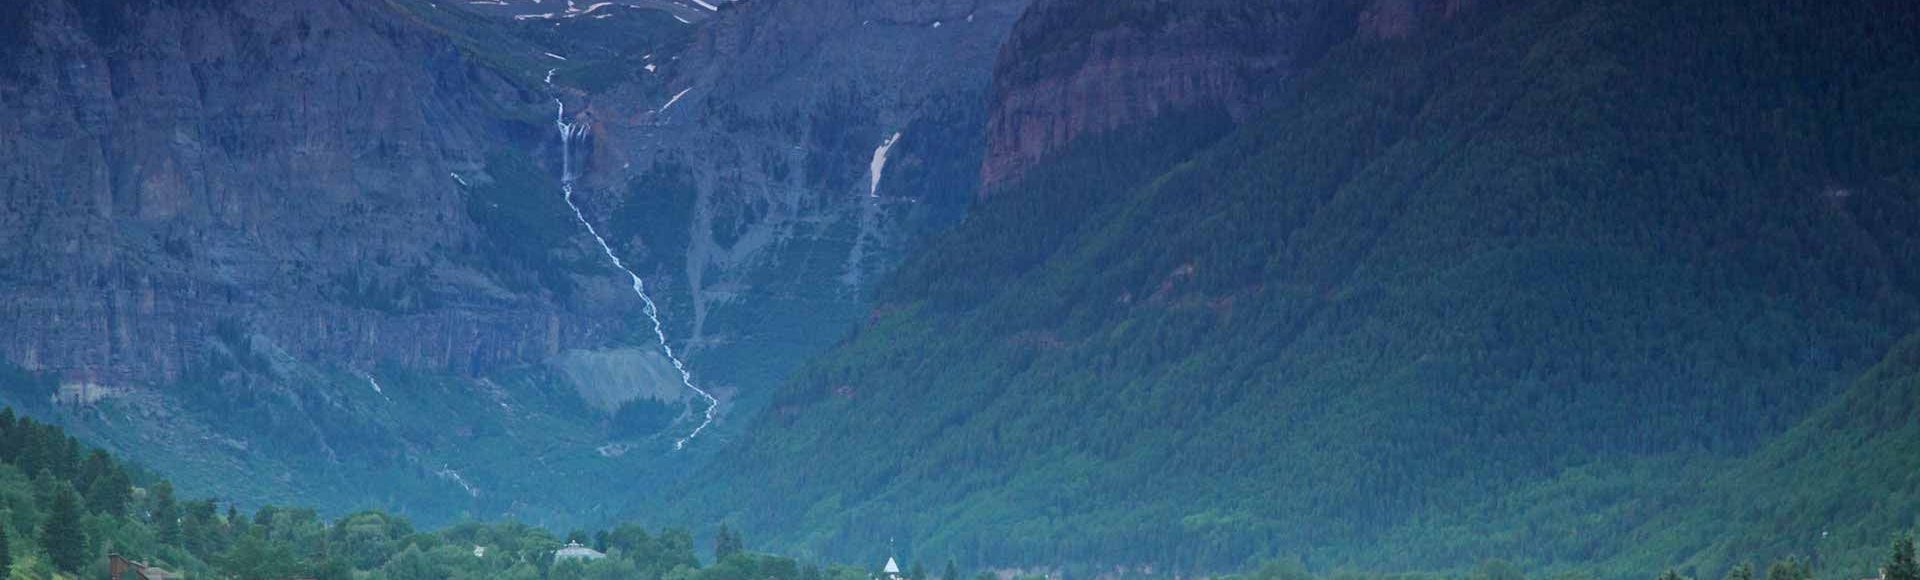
671,0,1920,574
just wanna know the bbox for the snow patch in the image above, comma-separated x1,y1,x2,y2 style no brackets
867,132,902,197
658,87,694,113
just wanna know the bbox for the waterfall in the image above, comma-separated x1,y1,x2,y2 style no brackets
550,91,718,450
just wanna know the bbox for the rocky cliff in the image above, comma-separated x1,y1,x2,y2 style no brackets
552,0,1034,430
0,0,586,385
978,0,1482,190
0,0,682,521
0,0,1040,525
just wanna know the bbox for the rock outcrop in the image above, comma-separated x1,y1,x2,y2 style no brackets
979,0,1479,191
0,0,597,384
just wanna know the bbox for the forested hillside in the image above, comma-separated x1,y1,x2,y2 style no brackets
669,0,1920,575
0,405,859,579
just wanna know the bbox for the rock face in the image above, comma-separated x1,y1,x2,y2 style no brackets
0,0,591,385
0,0,1040,524
979,0,1476,190
557,0,1034,422
0,0,675,519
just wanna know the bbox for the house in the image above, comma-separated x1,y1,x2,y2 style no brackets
555,540,608,562
108,554,181,580
881,556,904,580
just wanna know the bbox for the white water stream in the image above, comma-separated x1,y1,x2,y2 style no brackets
548,77,717,450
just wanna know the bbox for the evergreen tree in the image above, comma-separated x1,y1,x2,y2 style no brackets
1888,534,1919,580
153,480,181,546
183,498,224,557
227,502,248,542
910,561,929,580
1724,563,1754,580
945,559,959,580
40,484,86,573
84,465,131,517
1657,570,1689,580
214,533,305,580
0,524,12,577
714,523,743,560
1765,558,1809,580
0,407,14,464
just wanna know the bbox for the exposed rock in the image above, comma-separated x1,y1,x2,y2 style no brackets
0,0,613,386
561,0,1033,408
979,0,1367,191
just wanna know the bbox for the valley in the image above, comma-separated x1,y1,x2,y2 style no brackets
0,0,1915,578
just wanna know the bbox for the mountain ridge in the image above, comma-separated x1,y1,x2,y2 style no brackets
668,0,1920,574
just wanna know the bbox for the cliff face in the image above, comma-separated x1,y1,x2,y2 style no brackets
0,0,670,519
978,0,1477,190
0,0,1042,524
557,0,1034,424
0,0,588,385
672,0,1920,571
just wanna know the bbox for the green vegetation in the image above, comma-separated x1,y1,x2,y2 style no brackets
667,0,1920,576
464,149,596,300
0,405,854,579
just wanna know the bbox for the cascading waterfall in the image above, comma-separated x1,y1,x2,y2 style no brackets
551,95,718,450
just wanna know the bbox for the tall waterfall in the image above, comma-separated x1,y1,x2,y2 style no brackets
550,94,718,451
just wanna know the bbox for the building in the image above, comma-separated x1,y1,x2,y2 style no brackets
882,556,904,580
555,540,608,562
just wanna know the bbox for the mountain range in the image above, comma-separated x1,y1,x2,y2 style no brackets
1,0,1915,578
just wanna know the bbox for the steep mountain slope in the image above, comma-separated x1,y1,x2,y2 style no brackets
979,0,1355,189
0,0,725,524
1375,331,1920,577
0,0,1040,529
676,0,1920,573
553,0,1034,439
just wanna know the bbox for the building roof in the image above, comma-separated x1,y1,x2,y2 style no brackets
885,557,902,575
556,540,608,561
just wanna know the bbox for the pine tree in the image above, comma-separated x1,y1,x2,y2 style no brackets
227,503,246,540
1725,562,1754,580
0,523,12,577
153,480,181,546
945,559,960,580
41,484,86,573
1658,570,1690,580
1888,534,1918,580
910,561,929,580
85,465,132,517
1765,558,1808,580
714,523,743,560
0,407,17,463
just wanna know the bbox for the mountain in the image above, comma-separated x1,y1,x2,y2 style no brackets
979,0,1350,188
555,0,1034,436
669,0,1920,574
0,0,1033,527
1373,331,1920,577
0,0,622,519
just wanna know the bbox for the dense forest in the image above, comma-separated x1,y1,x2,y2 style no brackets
665,0,1920,575
0,406,825,579
0,402,1910,580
